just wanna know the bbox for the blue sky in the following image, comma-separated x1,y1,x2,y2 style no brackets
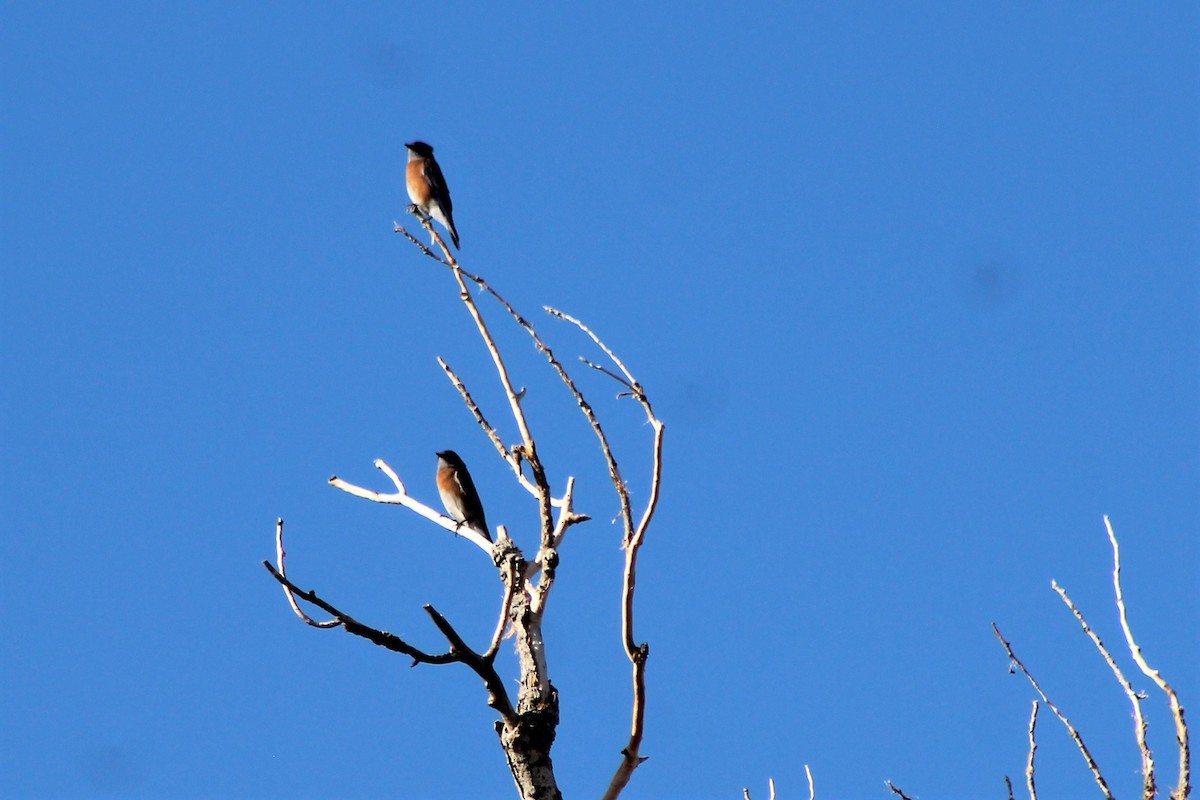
2,3,1196,798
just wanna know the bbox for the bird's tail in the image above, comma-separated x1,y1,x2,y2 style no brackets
430,206,460,250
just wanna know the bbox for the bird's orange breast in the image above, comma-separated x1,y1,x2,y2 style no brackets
436,465,458,493
406,160,432,206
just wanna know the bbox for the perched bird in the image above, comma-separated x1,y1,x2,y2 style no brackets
435,450,491,541
405,140,460,249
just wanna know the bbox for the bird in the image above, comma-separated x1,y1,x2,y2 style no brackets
405,140,460,249
435,450,491,541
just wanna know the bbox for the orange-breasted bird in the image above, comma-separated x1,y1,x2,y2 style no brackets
405,141,459,249
435,450,490,541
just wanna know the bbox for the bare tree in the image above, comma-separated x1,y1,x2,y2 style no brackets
264,210,664,800
267,214,1189,800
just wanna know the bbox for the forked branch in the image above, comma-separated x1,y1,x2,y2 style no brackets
328,457,493,554
1106,516,1190,800
545,312,664,800
1052,578,1154,798
263,521,516,721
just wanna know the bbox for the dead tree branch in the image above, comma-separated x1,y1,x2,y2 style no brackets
328,457,493,554
262,531,518,720
1052,578,1154,798
1106,516,1190,800
549,312,664,800
270,518,339,629
393,218,448,263
992,622,1114,800
742,778,776,800
437,356,554,505
1026,700,1039,800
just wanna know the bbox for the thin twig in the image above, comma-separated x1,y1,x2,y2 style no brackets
393,221,448,263
437,357,511,461
548,308,643,395
263,560,455,665
328,458,492,554
560,314,663,800
400,205,458,265
485,550,520,661
885,780,914,800
545,309,635,532
438,357,551,503
992,623,1114,800
545,310,666,638
547,476,589,548
530,476,591,614
272,518,340,628
421,604,516,721
1106,516,1190,800
547,312,667,653
580,356,633,391
742,780,776,800
1005,775,1014,800
1053,578,1154,799
1026,700,1039,800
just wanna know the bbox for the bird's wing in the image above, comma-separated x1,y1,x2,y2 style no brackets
452,467,475,506
424,157,453,214
453,466,487,532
